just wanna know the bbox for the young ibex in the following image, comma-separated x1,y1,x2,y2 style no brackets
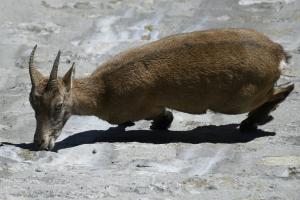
29,28,294,150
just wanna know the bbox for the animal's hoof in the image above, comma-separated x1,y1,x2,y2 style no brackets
239,120,257,132
256,115,274,125
150,111,173,130
150,123,169,130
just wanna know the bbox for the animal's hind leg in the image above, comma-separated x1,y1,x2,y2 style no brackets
240,83,294,132
149,109,174,130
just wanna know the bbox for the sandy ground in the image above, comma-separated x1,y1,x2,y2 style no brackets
0,0,300,199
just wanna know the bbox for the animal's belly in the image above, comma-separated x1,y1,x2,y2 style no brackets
158,80,274,115
165,96,252,115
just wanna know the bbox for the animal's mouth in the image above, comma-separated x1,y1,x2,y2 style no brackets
34,132,60,151
35,137,55,151
47,137,56,150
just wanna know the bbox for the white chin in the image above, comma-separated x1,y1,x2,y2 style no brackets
48,138,55,150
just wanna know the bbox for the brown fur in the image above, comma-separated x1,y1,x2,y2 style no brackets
29,28,294,150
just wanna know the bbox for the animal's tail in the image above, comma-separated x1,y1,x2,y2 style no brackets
278,49,298,79
279,50,292,70
284,51,292,64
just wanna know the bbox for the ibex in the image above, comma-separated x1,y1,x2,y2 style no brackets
29,28,294,150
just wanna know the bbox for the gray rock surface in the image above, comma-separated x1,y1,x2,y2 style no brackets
0,0,299,199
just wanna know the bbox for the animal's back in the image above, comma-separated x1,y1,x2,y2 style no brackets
97,28,285,73
95,28,287,123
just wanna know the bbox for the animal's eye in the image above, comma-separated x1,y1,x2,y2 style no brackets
55,103,63,111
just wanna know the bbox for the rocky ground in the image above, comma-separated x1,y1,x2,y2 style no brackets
0,0,300,199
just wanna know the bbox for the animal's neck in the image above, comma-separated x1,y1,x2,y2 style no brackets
71,76,104,116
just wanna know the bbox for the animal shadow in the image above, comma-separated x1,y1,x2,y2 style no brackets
1,124,275,152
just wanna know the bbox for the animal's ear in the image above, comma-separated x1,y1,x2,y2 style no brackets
63,62,75,92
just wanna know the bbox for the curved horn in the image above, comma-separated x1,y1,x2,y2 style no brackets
47,50,61,89
29,45,44,87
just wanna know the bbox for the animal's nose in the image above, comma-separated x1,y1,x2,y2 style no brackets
34,139,48,150
34,139,44,146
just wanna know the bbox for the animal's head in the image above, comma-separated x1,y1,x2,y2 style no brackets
28,45,75,150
